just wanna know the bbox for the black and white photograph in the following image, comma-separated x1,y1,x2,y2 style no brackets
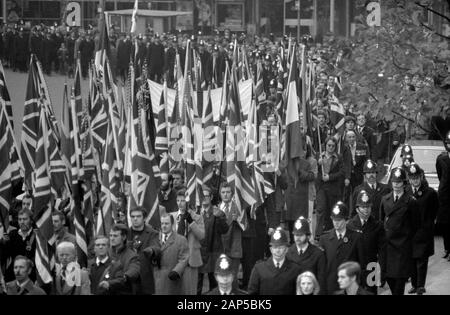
0,0,449,298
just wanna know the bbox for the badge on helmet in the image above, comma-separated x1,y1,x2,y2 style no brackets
293,217,310,236
270,227,289,246
391,167,406,182
215,254,233,276
363,160,377,173
356,190,372,207
331,202,348,220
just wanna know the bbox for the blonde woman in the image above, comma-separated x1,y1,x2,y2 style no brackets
296,271,320,295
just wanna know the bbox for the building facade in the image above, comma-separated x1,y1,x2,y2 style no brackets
1,0,449,39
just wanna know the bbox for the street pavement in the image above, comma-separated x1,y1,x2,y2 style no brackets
4,68,450,295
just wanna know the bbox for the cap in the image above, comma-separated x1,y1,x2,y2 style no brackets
269,227,289,246
390,167,407,183
401,144,413,157
265,54,271,62
293,217,311,236
356,190,372,207
214,254,233,276
345,115,356,124
407,163,423,178
330,201,348,220
363,160,378,173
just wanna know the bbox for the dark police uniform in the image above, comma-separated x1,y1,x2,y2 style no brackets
319,202,365,295
286,218,326,294
351,160,391,220
347,190,385,294
248,228,301,295
407,164,438,294
204,254,247,295
380,167,418,295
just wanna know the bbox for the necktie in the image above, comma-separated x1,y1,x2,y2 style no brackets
371,185,375,191
276,262,280,269
299,249,303,256
177,216,187,237
395,195,399,202
162,234,167,244
338,233,342,240
362,220,366,227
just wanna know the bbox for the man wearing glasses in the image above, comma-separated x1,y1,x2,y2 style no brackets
197,187,228,294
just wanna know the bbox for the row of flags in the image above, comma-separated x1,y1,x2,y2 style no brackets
0,23,347,284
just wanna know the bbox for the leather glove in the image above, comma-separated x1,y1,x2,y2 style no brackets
185,211,193,224
168,271,180,281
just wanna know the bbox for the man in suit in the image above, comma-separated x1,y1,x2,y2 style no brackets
319,202,365,295
1,208,37,282
97,224,140,295
248,227,301,295
173,190,205,295
407,163,439,295
347,190,385,294
335,261,373,295
88,235,111,295
6,256,45,295
159,173,178,213
154,214,189,295
198,186,228,294
342,130,369,191
436,131,450,261
352,160,391,220
218,182,244,286
380,167,419,295
286,217,326,294
356,114,375,158
313,110,331,154
52,242,91,295
206,254,247,295
128,206,161,295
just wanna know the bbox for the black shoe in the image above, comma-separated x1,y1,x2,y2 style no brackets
416,287,426,295
443,251,449,259
408,287,417,294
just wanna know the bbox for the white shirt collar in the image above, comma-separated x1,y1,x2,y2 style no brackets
394,191,404,200
219,288,232,295
297,243,309,253
273,258,285,268
96,256,109,266
336,229,346,238
16,279,30,289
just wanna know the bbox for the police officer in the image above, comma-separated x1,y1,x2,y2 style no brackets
407,163,438,295
436,131,450,261
205,254,247,295
400,144,413,158
319,202,365,295
247,227,301,295
347,191,385,294
268,79,277,99
352,160,391,220
380,167,419,295
286,217,326,294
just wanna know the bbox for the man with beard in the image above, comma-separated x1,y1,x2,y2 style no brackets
352,160,391,220
0,209,37,282
286,217,326,294
158,173,177,213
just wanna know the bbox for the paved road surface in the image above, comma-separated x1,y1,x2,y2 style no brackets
4,69,450,295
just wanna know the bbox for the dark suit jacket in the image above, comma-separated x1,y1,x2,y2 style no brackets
334,286,374,295
286,242,326,294
88,257,111,295
342,142,369,188
128,225,161,295
380,192,419,278
319,228,365,294
6,280,46,295
317,152,345,197
247,258,301,295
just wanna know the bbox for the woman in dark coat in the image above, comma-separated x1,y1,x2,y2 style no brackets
315,136,345,239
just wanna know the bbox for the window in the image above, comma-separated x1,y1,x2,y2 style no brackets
216,1,245,31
